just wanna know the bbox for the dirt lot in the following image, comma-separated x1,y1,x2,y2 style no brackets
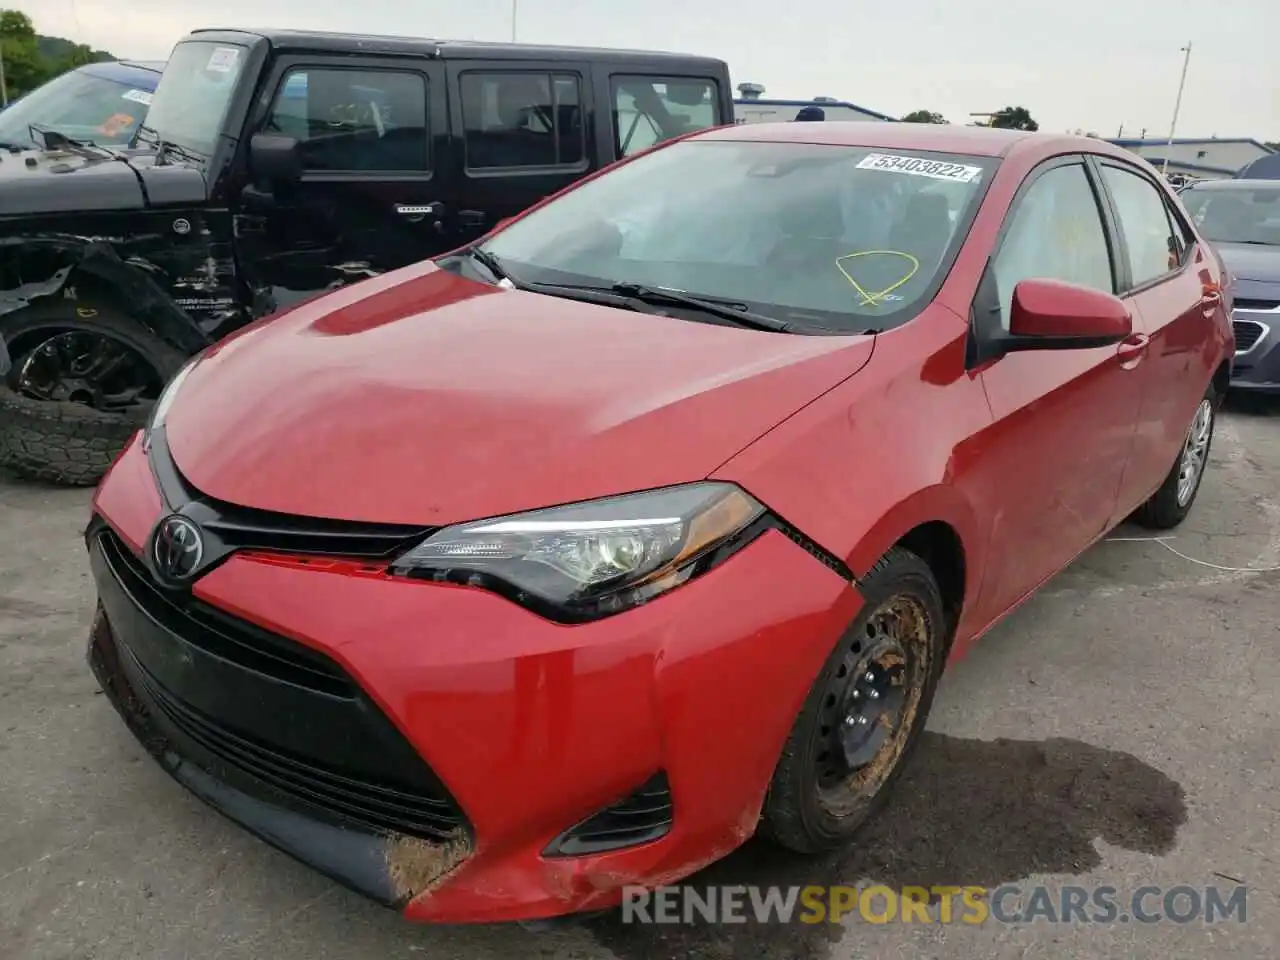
2,397,1277,960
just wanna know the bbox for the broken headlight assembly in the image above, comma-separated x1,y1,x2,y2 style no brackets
390,482,768,622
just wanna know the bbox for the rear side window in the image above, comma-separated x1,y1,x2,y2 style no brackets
459,72,584,171
264,67,430,173
990,163,1115,329
1100,165,1181,287
612,76,721,157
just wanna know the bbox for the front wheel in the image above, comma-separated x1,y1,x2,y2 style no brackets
0,304,187,486
761,546,947,853
1132,384,1217,530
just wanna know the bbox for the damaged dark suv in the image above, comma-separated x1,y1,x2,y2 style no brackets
0,28,733,485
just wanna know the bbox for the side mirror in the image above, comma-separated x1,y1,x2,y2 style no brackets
248,133,301,186
1005,278,1132,350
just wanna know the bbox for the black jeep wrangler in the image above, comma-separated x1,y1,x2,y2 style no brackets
0,28,734,485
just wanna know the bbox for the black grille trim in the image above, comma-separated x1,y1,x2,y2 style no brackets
1233,298,1280,312
544,772,674,857
98,525,353,698
124,649,466,839
1233,319,1264,351
148,425,434,562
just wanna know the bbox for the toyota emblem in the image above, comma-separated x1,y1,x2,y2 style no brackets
152,515,204,582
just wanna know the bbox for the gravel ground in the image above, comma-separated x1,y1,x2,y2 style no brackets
1,396,1277,960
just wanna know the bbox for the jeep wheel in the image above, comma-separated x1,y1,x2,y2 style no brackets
0,304,188,486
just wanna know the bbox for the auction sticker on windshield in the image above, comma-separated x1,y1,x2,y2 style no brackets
206,47,241,73
121,89,153,106
856,153,983,183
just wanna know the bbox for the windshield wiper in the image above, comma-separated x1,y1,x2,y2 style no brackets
467,247,524,286
609,282,790,332
135,124,204,165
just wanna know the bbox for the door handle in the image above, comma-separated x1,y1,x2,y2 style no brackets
394,202,445,221
1116,333,1150,368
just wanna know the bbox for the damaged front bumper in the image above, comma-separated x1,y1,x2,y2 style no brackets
87,602,473,908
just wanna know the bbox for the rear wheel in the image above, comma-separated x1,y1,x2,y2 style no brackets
761,547,946,853
0,303,187,486
1132,384,1217,530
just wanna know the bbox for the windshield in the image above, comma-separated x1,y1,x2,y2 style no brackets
0,68,154,148
140,40,247,156
1182,186,1280,245
479,140,995,331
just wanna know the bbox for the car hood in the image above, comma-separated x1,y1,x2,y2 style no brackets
1216,242,1280,283
0,146,205,217
165,264,876,527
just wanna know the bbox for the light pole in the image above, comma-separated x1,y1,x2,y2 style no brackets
0,45,8,106
511,0,518,41
1161,43,1192,177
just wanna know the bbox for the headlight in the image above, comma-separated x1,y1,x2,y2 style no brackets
141,353,202,452
390,482,767,621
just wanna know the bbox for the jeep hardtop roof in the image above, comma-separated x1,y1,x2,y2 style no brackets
185,28,727,67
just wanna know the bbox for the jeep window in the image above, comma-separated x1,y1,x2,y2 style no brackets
264,68,430,173
459,72,584,171
612,76,721,157
140,40,248,157
0,68,153,148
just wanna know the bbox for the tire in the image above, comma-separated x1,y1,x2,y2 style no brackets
761,546,947,853
0,303,187,487
1132,383,1217,530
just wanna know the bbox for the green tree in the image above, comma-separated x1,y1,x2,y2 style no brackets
989,106,1039,131
901,109,947,124
0,9,48,101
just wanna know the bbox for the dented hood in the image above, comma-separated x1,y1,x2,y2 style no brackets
164,264,875,527
0,146,206,217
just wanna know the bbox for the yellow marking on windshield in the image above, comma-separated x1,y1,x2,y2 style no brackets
835,250,921,306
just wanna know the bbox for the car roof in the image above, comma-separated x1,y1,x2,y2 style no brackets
186,28,726,66
695,122,1130,160
1185,178,1280,191
78,59,165,81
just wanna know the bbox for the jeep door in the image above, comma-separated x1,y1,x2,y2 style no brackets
445,58,596,247
603,72,729,162
232,55,452,312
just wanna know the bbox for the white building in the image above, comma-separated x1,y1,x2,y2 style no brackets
733,84,895,124
1107,137,1275,180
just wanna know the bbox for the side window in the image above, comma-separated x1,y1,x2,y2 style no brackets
264,68,429,173
1163,195,1196,266
611,76,721,157
1100,164,1181,287
459,72,584,171
990,163,1115,329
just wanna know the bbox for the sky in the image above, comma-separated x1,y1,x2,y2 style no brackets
13,0,1280,141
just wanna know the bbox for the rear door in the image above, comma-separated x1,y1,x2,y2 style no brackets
233,55,452,309
970,156,1146,614
1090,158,1219,521
603,72,728,162
445,58,594,247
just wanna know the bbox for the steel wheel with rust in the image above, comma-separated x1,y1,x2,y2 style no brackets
762,546,947,853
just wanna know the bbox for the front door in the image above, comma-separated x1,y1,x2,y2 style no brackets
446,60,596,249
233,56,452,312
970,157,1147,614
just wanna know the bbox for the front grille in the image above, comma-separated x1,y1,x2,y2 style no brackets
1233,319,1265,352
545,773,674,856
1233,298,1280,312
94,525,469,842
125,650,464,839
99,527,352,697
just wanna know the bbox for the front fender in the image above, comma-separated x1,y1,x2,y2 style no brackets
0,234,214,355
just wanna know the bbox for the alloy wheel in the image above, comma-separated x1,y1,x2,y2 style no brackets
1176,398,1213,507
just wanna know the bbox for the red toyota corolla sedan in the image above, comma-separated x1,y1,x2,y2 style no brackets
85,123,1232,923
